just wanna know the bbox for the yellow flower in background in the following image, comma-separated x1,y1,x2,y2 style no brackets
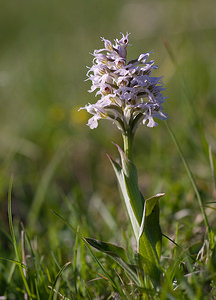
48,104,89,126
70,105,89,125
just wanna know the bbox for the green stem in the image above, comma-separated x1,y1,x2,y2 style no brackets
123,130,134,161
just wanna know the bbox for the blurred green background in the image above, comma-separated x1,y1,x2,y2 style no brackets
0,0,216,258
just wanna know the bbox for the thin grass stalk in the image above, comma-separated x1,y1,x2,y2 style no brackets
50,251,74,295
73,226,79,296
34,278,41,300
48,261,72,300
209,144,216,196
51,210,128,298
165,122,212,244
21,230,28,300
163,38,212,170
8,177,32,298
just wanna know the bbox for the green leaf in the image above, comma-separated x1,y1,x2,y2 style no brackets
85,237,140,286
107,146,144,241
85,238,129,263
138,193,164,283
144,193,165,218
107,145,164,283
107,154,140,241
51,210,121,292
116,144,144,224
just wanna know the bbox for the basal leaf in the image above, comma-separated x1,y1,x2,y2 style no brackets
145,193,165,217
138,195,164,283
85,237,140,286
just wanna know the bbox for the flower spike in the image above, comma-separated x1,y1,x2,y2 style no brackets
81,33,167,134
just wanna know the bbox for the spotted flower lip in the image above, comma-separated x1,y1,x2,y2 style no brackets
80,33,167,133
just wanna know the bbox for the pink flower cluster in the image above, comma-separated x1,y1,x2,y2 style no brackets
81,33,167,132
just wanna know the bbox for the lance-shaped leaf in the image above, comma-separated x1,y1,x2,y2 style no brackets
116,144,144,224
138,193,164,283
85,237,140,285
107,154,140,241
85,237,129,262
107,144,144,241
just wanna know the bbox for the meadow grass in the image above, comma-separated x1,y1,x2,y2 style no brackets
1,0,216,299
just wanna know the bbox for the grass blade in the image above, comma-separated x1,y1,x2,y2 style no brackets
0,257,26,268
48,261,72,300
27,140,71,228
165,122,213,247
8,177,32,298
51,209,128,298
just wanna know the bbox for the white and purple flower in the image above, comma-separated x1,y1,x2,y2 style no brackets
80,33,167,132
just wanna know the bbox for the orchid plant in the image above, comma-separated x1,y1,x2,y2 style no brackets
80,33,167,287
